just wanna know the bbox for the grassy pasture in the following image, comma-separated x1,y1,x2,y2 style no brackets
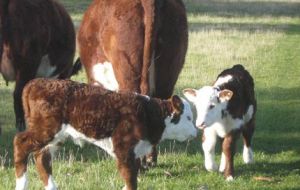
1,0,300,189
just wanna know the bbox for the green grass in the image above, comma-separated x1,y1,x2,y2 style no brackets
1,0,300,189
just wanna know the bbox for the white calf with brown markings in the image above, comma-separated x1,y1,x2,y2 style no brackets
184,65,256,180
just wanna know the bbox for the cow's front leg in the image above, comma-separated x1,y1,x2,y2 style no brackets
202,128,218,171
221,129,240,181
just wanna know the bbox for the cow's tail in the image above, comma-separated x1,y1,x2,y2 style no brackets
70,57,82,76
140,0,156,95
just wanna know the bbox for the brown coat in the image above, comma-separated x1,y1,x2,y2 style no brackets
0,0,79,131
78,0,188,98
14,78,197,190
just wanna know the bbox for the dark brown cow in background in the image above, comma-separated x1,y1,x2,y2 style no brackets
78,0,188,166
0,0,80,131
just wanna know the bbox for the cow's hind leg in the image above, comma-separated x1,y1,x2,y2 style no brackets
242,118,255,164
14,131,42,190
34,147,57,190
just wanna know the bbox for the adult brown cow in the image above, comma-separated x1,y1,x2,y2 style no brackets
0,0,80,131
77,0,188,166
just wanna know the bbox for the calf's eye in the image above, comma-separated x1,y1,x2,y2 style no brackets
187,116,192,121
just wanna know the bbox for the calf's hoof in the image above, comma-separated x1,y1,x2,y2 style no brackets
243,146,254,164
205,161,218,172
226,176,234,181
141,155,157,169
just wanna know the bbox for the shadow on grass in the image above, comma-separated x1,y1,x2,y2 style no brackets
236,159,300,177
184,0,300,17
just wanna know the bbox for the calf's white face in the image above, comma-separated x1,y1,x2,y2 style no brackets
162,97,198,142
183,86,233,129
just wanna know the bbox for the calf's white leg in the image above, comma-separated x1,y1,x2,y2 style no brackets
202,128,218,171
243,145,254,164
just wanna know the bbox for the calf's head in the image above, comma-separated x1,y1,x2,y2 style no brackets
162,95,197,142
183,87,233,129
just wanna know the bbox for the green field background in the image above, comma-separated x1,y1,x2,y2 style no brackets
0,0,299,189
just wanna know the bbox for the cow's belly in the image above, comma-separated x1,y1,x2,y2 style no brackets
0,44,15,81
92,62,119,91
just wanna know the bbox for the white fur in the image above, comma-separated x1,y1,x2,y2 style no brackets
244,105,254,123
217,116,244,138
219,152,226,172
161,98,197,142
214,75,233,87
134,140,152,159
184,85,255,177
64,124,116,157
226,176,234,181
92,62,119,91
36,55,57,78
183,86,253,135
15,172,28,190
46,124,116,158
44,175,57,190
94,138,115,158
202,127,218,171
243,145,254,164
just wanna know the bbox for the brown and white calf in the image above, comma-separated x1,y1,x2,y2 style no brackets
14,78,197,190
183,65,256,180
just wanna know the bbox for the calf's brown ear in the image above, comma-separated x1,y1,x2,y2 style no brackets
171,95,184,114
218,89,233,102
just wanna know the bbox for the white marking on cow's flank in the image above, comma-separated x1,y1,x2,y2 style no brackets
134,140,152,159
214,75,233,87
36,55,57,78
45,175,57,190
15,172,28,190
92,62,119,91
